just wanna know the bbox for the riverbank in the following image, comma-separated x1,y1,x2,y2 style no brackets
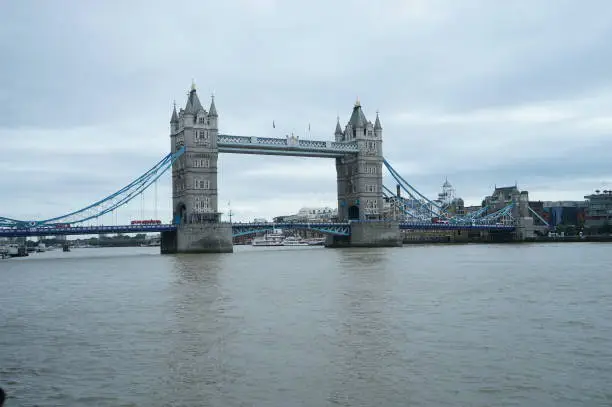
402,235,612,245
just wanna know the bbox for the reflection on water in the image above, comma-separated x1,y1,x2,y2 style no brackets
1,243,611,406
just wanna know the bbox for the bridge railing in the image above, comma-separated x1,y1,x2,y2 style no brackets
218,134,360,153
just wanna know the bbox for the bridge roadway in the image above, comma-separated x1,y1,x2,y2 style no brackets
0,221,515,238
217,134,360,158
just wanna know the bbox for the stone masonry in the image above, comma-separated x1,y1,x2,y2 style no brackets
335,100,384,221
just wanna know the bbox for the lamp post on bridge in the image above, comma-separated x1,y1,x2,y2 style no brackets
227,200,233,224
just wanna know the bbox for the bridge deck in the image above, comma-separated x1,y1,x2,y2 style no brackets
217,134,359,157
0,221,515,238
0,224,177,237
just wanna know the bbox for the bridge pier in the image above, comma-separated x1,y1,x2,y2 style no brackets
326,221,402,248
161,223,233,254
514,216,537,241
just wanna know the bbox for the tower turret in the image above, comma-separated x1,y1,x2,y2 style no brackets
348,98,367,139
334,116,343,141
374,111,381,129
208,95,218,129
170,102,179,134
183,81,204,125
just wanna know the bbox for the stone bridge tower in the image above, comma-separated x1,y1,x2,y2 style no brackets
163,82,232,253
170,82,220,224
335,99,384,221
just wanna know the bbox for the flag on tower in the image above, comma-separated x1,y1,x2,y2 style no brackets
308,123,311,132
273,120,276,128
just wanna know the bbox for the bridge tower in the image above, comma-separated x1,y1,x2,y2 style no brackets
162,82,233,253
331,100,401,247
335,99,384,221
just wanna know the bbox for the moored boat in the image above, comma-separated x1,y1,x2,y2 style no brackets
252,231,284,247
281,236,309,246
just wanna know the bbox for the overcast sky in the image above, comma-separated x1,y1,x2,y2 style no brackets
1,0,612,223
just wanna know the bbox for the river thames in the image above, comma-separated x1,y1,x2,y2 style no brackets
1,243,611,406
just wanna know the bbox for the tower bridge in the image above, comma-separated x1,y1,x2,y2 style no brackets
0,82,546,251
166,83,392,252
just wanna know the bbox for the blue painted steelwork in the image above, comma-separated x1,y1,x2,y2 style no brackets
383,159,517,226
383,186,432,221
0,147,185,228
0,219,515,238
457,205,490,222
217,134,359,158
398,221,515,231
231,222,351,237
476,203,514,224
383,159,447,218
0,216,25,228
383,185,508,225
0,224,177,238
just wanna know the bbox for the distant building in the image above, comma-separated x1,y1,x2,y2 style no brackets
296,207,337,221
541,201,587,228
274,207,337,223
584,190,612,230
435,179,455,207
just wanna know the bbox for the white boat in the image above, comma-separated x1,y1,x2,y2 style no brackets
306,237,326,246
252,231,284,247
281,236,309,246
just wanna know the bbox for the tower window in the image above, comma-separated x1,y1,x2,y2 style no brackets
194,196,210,212
195,130,209,144
195,179,210,189
198,117,205,124
193,158,210,168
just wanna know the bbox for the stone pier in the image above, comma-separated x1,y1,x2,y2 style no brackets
326,221,402,248
161,223,233,254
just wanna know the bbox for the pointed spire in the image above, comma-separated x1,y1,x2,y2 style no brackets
349,99,367,128
184,82,204,114
334,115,343,135
170,101,178,123
374,110,382,130
209,94,217,117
